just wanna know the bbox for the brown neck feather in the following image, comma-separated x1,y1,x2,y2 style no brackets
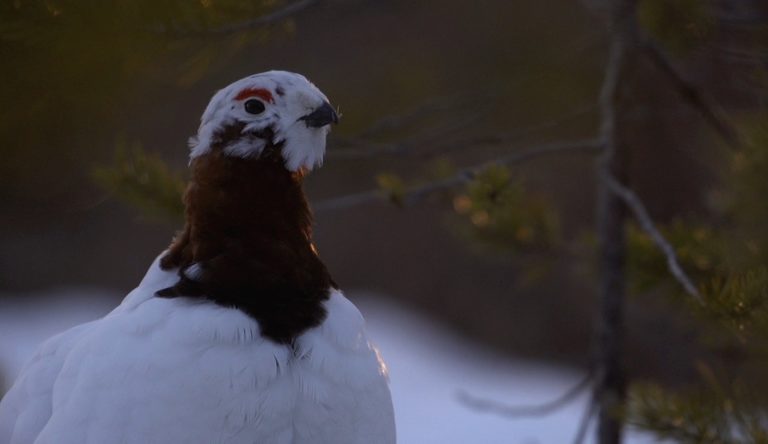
157,148,334,344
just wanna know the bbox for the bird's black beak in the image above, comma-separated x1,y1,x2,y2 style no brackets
300,102,339,128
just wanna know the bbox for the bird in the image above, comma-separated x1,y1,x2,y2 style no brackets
0,71,396,444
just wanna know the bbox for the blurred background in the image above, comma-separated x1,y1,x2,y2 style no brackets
1,0,767,442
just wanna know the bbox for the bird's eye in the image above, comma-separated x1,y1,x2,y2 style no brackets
244,99,266,115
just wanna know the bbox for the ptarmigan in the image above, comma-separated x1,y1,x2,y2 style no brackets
0,71,396,444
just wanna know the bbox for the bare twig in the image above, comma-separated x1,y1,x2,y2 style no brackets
572,394,597,444
715,10,768,27
312,188,382,211
601,173,703,303
416,103,598,159
329,93,492,159
456,371,593,418
313,139,602,211
330,110,487,159
357,93,481,140
328,37,601,161
329,103,596,160
642,39,742,149
477,139,602,170
209,0,319,34
715,46,768,64
328,140,408,159
469,104,597,145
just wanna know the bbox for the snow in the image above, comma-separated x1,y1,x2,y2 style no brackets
0,289,657,444
0,289,119,383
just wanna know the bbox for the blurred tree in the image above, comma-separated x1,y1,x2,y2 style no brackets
0,0,309,210
92,140,186,225
625,121,768,444
447,1,768,441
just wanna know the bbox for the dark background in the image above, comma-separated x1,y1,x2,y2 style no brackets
1,0,766,387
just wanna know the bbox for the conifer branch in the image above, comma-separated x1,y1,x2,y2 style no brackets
601,173,703,303
313,139,602,211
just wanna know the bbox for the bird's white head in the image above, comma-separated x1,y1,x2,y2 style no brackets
189,71,338,172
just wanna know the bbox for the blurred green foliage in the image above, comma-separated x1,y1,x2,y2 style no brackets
0,0,278,84
0,0,286,204
375,173,407,207
452,165,560,253
627,120,768,307
626,119,768,442
628,379,768,444
637,0,714,54
92,141,186,225
627,220,725,296
720,122,768,269
695,268,768,341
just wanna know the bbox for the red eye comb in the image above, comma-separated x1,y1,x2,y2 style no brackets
234,88,275,104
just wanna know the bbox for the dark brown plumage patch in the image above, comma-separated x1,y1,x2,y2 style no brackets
158,124,334,344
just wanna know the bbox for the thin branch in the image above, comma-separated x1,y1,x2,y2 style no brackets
416,103,598,159
601,173,703,303
330,110,487,159
209,0,319,34
313,139,603,211
572,394,597,444
642,38,742,149
470,104,598,145
715,46,768,64
456,371,593,418
715,11,768,27
329,103,595,160
474,139,602,171
329,93,492,159
311,188,381,211
328,37,601,161
328,141,407,159
358,93,480,140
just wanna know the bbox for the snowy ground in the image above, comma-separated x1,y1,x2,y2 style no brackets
0,289,658,444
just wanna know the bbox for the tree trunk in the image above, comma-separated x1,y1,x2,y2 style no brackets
594,1,637,443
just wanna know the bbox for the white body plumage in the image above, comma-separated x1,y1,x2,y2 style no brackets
0,255,396,444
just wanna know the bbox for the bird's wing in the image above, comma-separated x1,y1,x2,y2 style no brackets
0,321,96,444
292,291,396,444
0,253,177,444
0,253,302,444
27,296,294,444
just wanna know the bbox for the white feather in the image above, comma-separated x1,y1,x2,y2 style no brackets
0,254,395,444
